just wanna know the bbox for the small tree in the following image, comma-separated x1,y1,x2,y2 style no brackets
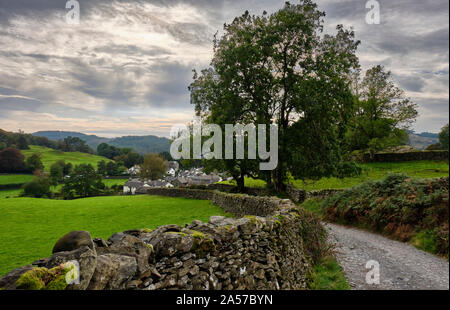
17,135,29,150
347,65,418,153
97,160,107,176
26,153,44,173
139,154,167,180
0,147,26,173
50,161,64,186
62,164,105,199
106,161,118,176
439,124,449,150
121,152,143,169
63,162,73,175
23,172,51,198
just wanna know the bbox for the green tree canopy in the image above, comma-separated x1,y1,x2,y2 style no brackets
346,65,418,153
139,154,168,181
62,164,105,199
26,153,44,173
190,1,360,190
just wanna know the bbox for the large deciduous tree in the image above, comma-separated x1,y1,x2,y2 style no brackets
346,65,418,154
190,1,360,191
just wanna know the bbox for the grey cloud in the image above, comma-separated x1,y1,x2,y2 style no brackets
394,75,425,92
0,0,448,134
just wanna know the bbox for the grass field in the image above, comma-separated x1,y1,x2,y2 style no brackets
0,174,33,185
0,195,230,276
0,178,129,199
0,189,23,199
220,160,449,191
21,145,113,172
102,178,129,187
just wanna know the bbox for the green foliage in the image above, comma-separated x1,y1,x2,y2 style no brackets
0,129,58,150
26,153,44,173
410,230,439,254
0,147,26,173
15,265,69,290
139,154,168,180
58,136,94,154
439,124,449,150
106,161,119,176
97,143,122,159
321,174,449,256
309,256,350,290
23,173,52,198
97,160,107,176
117,151,143,169
300,198,325,216
49,160,66,185
0,195,229,276
336,162,362,178
190,1,360,191
346,65,417,153
62,164,105,199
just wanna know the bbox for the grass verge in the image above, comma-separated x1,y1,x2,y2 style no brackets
309,256,350,290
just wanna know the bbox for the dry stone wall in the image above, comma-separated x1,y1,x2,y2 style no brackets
361,150,448,162
0,193,327,290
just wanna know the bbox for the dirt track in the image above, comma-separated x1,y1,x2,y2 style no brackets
326,223,449,290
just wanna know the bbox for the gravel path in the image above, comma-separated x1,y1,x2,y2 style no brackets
326,223,449,290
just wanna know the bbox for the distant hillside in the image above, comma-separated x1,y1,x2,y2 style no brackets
33,131,171,154
21,145,113,172
408,132,439,150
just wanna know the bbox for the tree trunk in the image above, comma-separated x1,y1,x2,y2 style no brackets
236,177,245,193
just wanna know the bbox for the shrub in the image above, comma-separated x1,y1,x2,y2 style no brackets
336,162,362,178
23,174,52,198
321,174,449,256
26,153,44,173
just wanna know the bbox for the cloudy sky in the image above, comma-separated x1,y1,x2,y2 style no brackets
0,0,448,137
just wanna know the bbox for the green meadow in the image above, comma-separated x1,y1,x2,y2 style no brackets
0,195,230,276
0,174,33,185
21,145,113,172
220,160,449,191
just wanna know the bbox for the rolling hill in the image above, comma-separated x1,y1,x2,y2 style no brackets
21,145,113,172
408,132,439,150
33,131,171,154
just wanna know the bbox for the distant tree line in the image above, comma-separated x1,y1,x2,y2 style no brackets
0,129,95,154
97,143,144,169
0,129,56,151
